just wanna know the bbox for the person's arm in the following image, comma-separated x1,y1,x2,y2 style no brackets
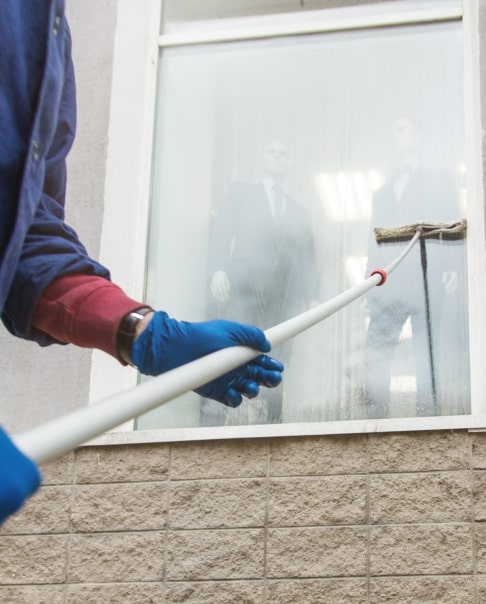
1,18,110,345
0,7,282,527
32,274,149,362
210,271,231,303
207,183,242,299
32,274,284,407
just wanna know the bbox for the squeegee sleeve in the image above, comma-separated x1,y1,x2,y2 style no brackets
375,219,466,243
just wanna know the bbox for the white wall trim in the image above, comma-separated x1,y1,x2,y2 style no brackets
86,414,486,447
463,0,486,415
89,0,162,420
159,1,462,47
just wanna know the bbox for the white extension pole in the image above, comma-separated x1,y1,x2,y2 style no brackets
13,232,420,465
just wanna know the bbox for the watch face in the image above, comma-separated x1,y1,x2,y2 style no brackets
117,310,151,365
131,312,146,321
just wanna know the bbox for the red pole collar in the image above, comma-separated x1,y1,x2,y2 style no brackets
370,268,387,286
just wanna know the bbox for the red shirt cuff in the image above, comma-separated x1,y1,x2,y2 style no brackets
32,274,151,363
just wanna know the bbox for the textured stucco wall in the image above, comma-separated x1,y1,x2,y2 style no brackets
1,430,486,603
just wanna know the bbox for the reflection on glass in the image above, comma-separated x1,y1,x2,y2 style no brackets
364,116,469,418
137,19,469,430
316,170,383,222
200,140,319,426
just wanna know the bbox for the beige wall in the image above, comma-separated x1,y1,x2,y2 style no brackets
1,430,486,602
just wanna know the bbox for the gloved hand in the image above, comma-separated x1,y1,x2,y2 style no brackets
131,311,284,407
0,426,41,523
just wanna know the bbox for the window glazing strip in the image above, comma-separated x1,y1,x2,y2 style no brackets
158,2,462,48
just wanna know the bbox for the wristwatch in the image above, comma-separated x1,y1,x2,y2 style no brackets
117,307,153,366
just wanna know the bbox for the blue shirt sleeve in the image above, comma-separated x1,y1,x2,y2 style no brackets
0,3,110,344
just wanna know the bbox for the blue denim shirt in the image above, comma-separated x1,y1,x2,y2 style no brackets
0,1,109,345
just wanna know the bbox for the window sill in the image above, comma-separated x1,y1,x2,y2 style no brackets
84,414,485,447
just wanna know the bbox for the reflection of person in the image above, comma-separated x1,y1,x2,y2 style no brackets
0,3,284,523
364,116,464,418
202,140,319,424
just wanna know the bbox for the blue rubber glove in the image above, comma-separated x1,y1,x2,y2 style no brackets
131,311,284,407
0,426,41,523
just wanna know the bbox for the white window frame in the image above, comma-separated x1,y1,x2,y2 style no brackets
88,0,486,445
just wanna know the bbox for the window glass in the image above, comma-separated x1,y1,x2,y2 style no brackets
137,19,469,430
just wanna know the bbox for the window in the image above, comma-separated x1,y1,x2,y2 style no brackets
94,0,486,440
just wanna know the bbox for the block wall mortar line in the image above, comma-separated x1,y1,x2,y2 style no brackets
470,433,478,604
64,452,78,600
366,432,371,604
164,443,173,592
263,438,270,603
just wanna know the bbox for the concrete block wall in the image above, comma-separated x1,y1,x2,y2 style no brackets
1,429,486,602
